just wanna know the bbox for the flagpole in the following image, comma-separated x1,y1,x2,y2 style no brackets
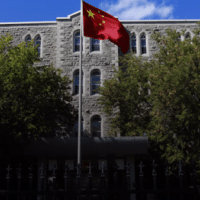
77,0,83,174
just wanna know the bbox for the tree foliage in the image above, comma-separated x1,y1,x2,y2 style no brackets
97,21,200,183
96,53,152,137
0,33,77,163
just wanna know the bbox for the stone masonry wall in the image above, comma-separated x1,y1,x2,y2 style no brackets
55,12,119,137
0,13,199,138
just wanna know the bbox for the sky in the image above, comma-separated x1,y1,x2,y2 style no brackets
0,0,199,23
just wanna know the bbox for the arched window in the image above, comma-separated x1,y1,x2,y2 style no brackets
185,32,191,40
73,118,83,137
131,34,136,54
91,116,101,137
73,70,83,95
25,35,31,47
35,35,41,57
91,70,100,95
140,34,146,54
74,31,83,52
91,38,100,51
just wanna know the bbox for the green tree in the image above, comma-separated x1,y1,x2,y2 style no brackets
0,33,77,163
96,22,200,184
147,23,200,182
96,53,152,137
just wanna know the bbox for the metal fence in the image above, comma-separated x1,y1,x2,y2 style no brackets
0,159,199,200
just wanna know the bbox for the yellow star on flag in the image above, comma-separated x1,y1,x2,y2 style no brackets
87,10,95,19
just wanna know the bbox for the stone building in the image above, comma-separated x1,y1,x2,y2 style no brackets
0,10,199,200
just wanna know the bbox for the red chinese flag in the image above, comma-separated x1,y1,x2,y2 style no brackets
83,1,129,54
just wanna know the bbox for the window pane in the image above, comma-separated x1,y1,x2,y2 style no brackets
92,85,99,94
75,32,80,37
141,36,146,54
92,45,100,51
131,39,136,53
131,40,136,47
75,37,80,45
92,39,99,45
74,34,83,52
141,47,146,54
92,117,101,137
35,37,41,56
131,34,136,39
25,35,31,47
91,39,100,51
91,72,100,95
74,72,83,94
141,39,146,47
26,36,31,41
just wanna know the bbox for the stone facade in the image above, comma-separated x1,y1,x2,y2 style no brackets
0,11,198,138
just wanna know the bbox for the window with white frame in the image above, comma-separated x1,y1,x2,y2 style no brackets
91,69,100,95
91,115,101,137
140,34,146,54
35,35,41,57
91,38,100,51
74,31,83,52
73,70,83,95
131,34,136,54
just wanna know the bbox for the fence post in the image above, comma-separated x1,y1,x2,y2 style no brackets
138,161,145,200
127,156,136,200
6,164,12,200
37,163,45,200
165,160,171,200
189,159,198,200
17,164,23,200
100,162,106,200
87,162,94,200
51,164,57,200
28,164,33,200
124,161,131,200
63,162,70,200
113,162,119,200
151,160,158,200
75,163,82,200
177,160,184,200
